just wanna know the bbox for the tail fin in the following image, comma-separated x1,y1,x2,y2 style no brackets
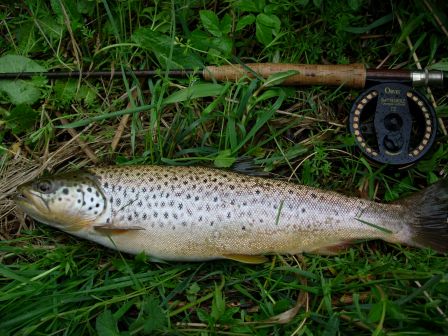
406,179,448,253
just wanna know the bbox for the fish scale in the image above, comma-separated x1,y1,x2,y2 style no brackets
14,165,448,262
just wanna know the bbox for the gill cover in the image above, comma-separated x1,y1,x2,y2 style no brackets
15,172,108,231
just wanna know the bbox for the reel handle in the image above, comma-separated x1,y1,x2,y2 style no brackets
203,63,367,88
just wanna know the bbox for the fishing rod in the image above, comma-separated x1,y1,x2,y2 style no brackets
1,63,446,165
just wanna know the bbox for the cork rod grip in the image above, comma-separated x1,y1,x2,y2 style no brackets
203,63,367,88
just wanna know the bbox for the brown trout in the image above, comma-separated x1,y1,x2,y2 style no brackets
14,165,448,262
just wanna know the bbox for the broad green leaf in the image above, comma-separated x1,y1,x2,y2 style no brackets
262,70,299,87
220,14,232,35
200,10,222,37
0,55,46,105
164,84,224,104
211,284,226,321
96,310,119,336
256,13,281,45
368,301,385,323
347,0,362,11
5,104,39,135
142,296,166,333
0,55,46,73
214,149,236,168
233,0,266,12
53,80,98,106
132,28,202,68
236,14,255,31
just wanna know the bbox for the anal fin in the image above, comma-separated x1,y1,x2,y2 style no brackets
310,241,354,255
222,254,269,264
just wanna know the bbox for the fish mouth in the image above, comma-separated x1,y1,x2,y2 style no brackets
14,187,49,213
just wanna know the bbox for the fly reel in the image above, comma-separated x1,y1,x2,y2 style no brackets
349,83,437,165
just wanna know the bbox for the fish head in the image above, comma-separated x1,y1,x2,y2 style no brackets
14,172,107,232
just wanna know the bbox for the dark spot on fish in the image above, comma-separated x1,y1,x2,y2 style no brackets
152,194,156,199
142,187,147,192
82,201,86,206
94,211,98,215
137,201,143,207
153,212,158,218
124,191,127,197
169,201,174,206
161,202,165,207
143,213,147,219
96,203,100,208
88,207,92,211
273,205,278,209
128,215,132,221
90,197,94,202
301,208,306,213
229,185,235,190
164,174,168,177
227,212,231,218
110,197,113,203
186,194,191,199
175,192,181,197
106,218,110,223
311,193,317,199
230,200,235,205
212,178,217,182
163,212,168,219
178,203,183,210
259,218,263,223
62,188,69,195
112,186,116,192
243,201,247,206
210,221,214,226
173,214,178,219
87,187,92,193
255,189,260,194
131,187,135,193
187,209,192,216
242,226,246,230
183,181,188,185
77,188,82,193
195,196,199,201
182,221,187,227
288,189,293,194
58,197,62,201
77,200,81,203
213,197,218,202
218,182,223,186
116,199,121,206
203,179,207,183
206,204,210,211
199,216,202,222
157,185,161,190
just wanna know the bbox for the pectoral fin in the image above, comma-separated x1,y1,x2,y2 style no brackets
223,254,269,264
94,224,145,235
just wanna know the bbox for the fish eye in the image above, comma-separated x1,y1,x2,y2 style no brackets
35,180,54,194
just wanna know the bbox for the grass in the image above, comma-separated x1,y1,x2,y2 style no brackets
1,0,448,334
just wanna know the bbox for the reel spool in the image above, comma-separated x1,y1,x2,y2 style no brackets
349,83,437,165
